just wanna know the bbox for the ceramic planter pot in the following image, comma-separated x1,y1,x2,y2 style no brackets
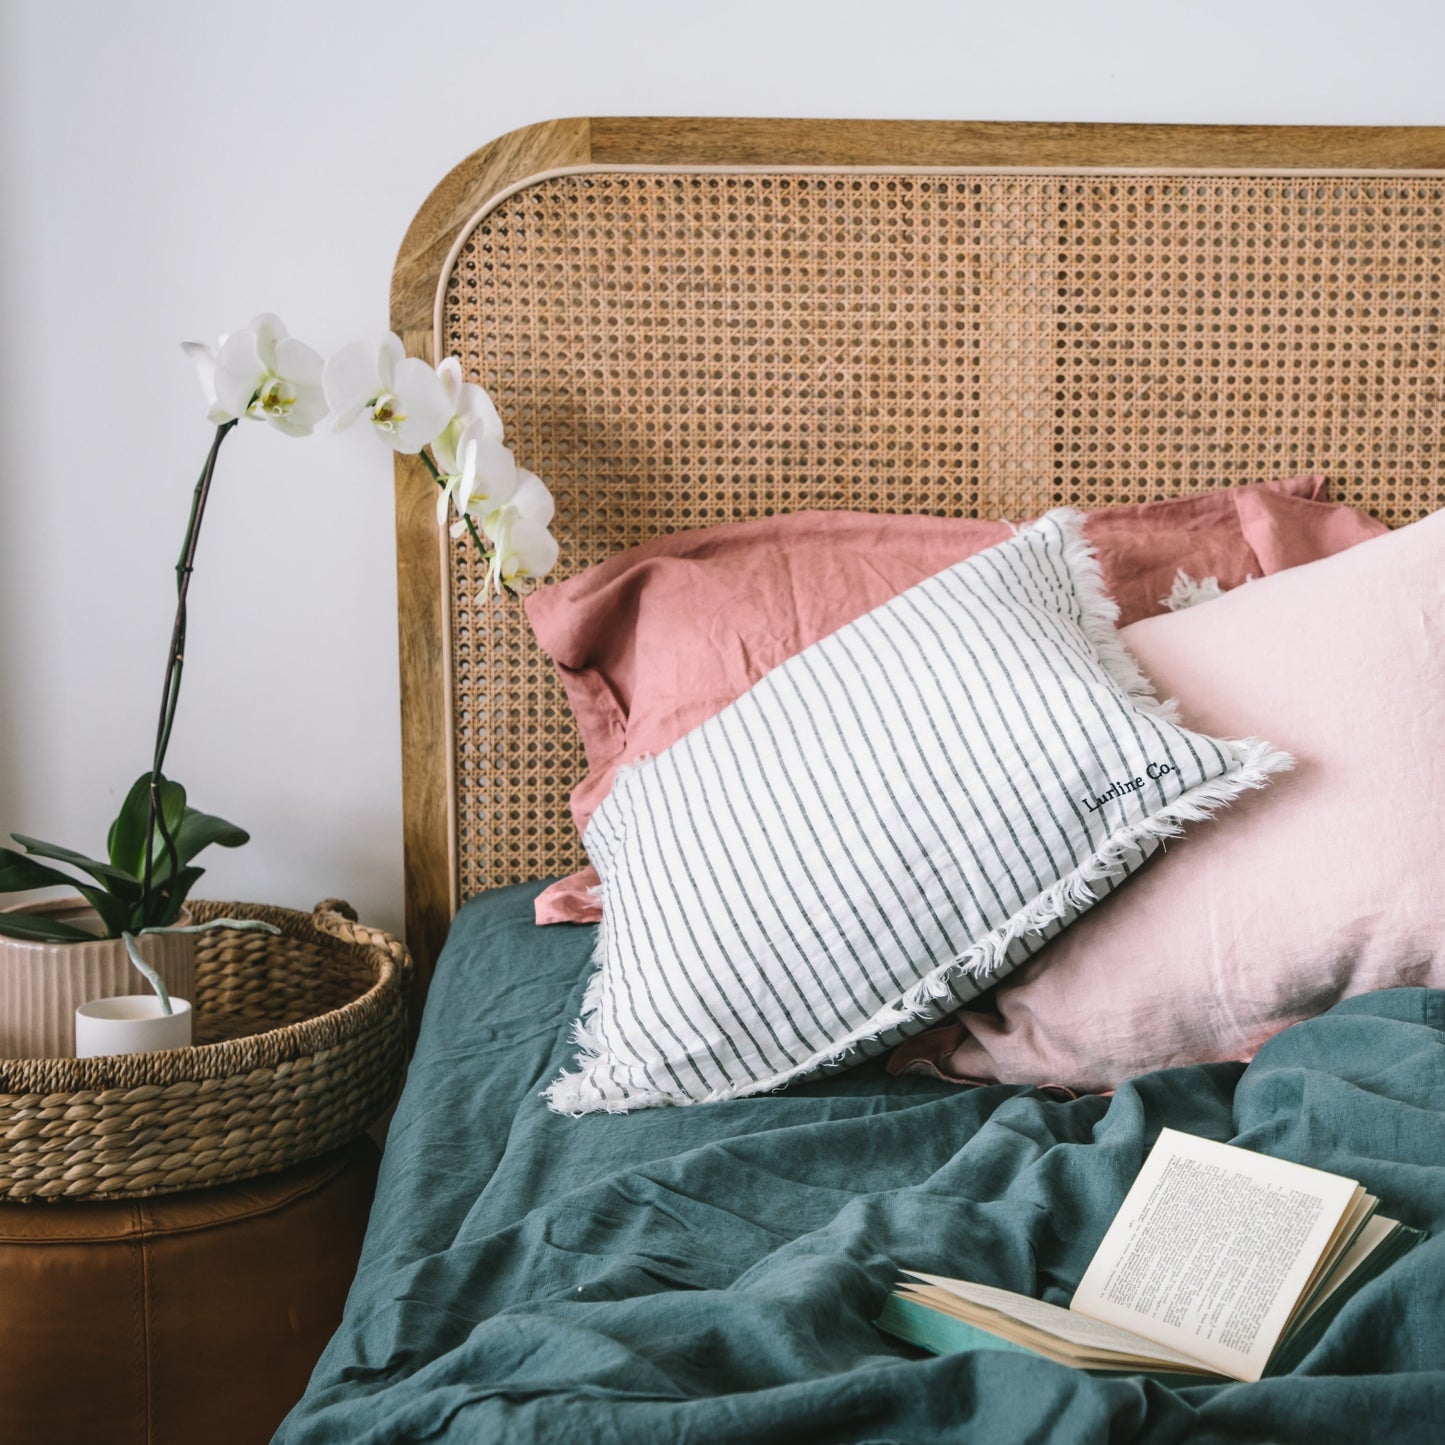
0,900,197,1059
74,995,193,1057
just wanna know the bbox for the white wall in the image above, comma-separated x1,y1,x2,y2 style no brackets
2,0,1441,940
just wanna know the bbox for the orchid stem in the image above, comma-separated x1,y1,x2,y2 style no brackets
142,419,238,918
420,449,492,564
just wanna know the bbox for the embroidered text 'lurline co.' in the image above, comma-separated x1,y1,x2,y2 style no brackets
1083,762,1178,812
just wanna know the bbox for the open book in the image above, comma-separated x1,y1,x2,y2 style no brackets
877,1128,1423,1382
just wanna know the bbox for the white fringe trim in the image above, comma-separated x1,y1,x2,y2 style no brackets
1164,569,1226,612
545,513,1293,1115
1043,508,1178,721
549,909,618,1113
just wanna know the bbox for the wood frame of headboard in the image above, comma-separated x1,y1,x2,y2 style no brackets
391,117,1445,998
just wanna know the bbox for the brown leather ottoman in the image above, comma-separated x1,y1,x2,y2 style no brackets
0,1137,379,1445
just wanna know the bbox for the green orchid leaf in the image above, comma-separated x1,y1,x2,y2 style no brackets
0,910,99,943
105,775,245,888
10,834,142,902
83,891,140,938
0,847,137,936
107,774,191,891
158,777,187,834
153,865,205,927
106,774,154,878
146,778,190,882
0,846,87,895
172,808,250,867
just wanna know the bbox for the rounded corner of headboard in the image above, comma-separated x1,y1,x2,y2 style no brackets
391,116,596,343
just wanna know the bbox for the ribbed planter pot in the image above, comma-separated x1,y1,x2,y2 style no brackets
0,900,196,1059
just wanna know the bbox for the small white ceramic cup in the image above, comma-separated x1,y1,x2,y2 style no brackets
74,996,193,1058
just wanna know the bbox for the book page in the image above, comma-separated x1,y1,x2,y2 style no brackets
901,1272,1211,1371
1073,1129,1360,1382
1293,1213,1396,1328
1284,1192,1375,1331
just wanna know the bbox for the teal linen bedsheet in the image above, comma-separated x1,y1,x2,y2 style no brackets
276,881,1445,1444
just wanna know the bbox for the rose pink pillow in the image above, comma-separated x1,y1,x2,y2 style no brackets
887,508,1445,1093
528,477,1382,924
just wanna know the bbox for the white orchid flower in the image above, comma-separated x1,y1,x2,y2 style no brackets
323,334,452,454
480,468,558,596
180,338,229,425
183,314,327,437
484,518,559,597
436,423,520,530
432,358,505,476
504,468,556,531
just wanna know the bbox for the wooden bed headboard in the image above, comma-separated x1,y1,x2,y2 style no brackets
392,117,1445,987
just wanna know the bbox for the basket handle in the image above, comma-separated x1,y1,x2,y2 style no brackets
311,900,416,997
313,898,360,923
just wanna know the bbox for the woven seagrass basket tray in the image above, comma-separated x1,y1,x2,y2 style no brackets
0,899,410,1202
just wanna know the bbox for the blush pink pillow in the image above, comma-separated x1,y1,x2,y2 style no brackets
528,477,1383,924
888,508,1445,1093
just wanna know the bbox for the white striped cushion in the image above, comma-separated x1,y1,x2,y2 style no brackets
547,510,1289,1113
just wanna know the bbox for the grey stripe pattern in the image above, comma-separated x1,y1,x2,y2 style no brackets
549,510,1280,1114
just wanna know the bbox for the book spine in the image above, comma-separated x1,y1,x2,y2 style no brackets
875,1296,1049,1362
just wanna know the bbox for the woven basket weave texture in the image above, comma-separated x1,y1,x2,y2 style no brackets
0,900,410,1202
440,168,1445,900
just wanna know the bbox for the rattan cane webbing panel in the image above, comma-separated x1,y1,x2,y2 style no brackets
441,168,1445,899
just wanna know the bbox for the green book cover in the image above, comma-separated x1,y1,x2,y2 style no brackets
875,1295,1217,1381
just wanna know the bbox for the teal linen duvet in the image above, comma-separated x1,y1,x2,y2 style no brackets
276,881,1445,1444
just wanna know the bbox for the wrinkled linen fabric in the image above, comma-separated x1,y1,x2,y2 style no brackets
276,881,1445,1445
892,506,1445,1093
552,510,1288,1112
527,479,1385,924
